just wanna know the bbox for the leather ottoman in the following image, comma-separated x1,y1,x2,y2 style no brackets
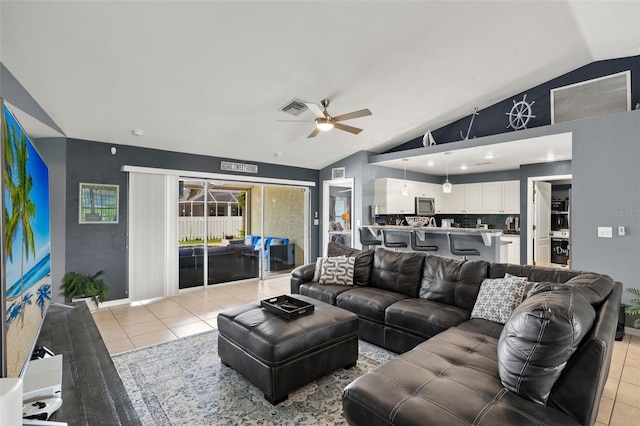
217,294,359,404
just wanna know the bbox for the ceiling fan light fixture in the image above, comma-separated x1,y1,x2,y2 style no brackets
315,118,334,131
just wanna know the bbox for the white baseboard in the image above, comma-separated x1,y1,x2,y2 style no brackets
97,298,132,308
625,326,640,337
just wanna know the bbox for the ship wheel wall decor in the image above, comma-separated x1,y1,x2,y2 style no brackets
506,94,536,130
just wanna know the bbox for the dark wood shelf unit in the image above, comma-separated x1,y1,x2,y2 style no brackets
36,302,140,426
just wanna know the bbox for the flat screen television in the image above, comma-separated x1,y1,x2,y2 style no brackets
0,100,52,379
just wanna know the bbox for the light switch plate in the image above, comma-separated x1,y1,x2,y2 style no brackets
598,227,613,238
313,219,319,226
618,226,625,236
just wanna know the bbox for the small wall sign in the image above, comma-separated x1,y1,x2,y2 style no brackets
221,161,258,174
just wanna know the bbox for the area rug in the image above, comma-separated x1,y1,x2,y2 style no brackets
112,330,396,425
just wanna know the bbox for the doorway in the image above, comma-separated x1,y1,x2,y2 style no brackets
527,174,572,267
323,178,354,254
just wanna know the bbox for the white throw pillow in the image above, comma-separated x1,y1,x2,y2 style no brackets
471,276,528,324
319,256,356,286
312,256,346,282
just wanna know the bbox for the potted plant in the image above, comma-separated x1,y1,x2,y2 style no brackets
625,288,640,329
61,270,109,311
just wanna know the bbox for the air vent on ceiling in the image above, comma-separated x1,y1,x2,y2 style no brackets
278,98,308,116
550,71,630,124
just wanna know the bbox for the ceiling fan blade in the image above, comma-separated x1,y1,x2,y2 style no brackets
333,108,372,122
307,127,321,138
334,122,363,135
304,102,326,119
275,120,313,122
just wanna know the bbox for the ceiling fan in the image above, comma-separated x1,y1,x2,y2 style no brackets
281,99,372,138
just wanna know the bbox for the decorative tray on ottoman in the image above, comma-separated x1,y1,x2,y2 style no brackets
260,295,315,320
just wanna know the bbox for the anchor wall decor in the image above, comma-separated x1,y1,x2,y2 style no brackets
460,107,480,140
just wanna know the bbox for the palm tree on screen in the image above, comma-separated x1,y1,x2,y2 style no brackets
9,131,36,327
3,116,16,261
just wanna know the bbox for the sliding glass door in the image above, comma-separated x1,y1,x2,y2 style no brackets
178,180,307,289
258,185,305,278
178,180,207,289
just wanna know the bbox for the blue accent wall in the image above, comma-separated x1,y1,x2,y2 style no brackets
388,55,640,151
65,138,320,300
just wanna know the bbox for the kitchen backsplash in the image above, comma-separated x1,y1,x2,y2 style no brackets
376,214,520,230
440,214,519,230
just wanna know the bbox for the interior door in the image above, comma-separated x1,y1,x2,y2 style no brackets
533,181,552,266
323,178,354,253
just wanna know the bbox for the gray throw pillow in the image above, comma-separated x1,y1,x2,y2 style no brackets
471,276,528,324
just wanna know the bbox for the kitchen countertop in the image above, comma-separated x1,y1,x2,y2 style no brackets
363,225,502,246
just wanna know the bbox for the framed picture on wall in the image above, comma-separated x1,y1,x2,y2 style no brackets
79,183,119,224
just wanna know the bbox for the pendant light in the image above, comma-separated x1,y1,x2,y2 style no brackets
401,158,409,196
442,152,452,193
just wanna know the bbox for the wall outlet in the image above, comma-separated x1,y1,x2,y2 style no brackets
313,219,319,226
597,227,613,238
618,226,625,236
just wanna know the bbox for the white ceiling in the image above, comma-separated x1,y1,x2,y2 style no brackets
1,1,638,172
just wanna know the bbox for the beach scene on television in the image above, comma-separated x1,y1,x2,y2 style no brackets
3,103,52,378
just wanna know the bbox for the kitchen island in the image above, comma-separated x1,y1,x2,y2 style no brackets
362,225,504,262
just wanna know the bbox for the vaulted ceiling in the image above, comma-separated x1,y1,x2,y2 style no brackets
1,1,638,171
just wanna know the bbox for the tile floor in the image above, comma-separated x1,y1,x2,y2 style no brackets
93,276,640,425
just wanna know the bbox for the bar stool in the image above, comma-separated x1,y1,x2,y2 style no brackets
447,233,480,260
382,230,408,250
359,227,382,250
410,230,438,252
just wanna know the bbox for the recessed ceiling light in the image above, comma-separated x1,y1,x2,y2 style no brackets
460,164,468,170
427,160,434,166
485,153,495,159
545,155,556,161
132,129,144,137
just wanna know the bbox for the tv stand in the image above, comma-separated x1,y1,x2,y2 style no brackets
35,302,140,424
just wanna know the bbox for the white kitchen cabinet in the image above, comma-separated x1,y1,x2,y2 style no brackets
501,235,521,264
500,243,509,263
481,182,502,213
375,178,518,216
430,183,444,213
443,183,483,213
413,181,431,197
481,180,520,214
443,184,466,213
374,178,415,214
502,180,520,213
464,183,483,213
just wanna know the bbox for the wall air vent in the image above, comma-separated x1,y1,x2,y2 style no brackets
551,71,630,124
278,98,308,116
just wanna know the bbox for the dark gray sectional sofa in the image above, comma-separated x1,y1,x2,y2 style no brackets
290,242,622,425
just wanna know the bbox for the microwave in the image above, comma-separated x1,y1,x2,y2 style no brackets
415,197,436,216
